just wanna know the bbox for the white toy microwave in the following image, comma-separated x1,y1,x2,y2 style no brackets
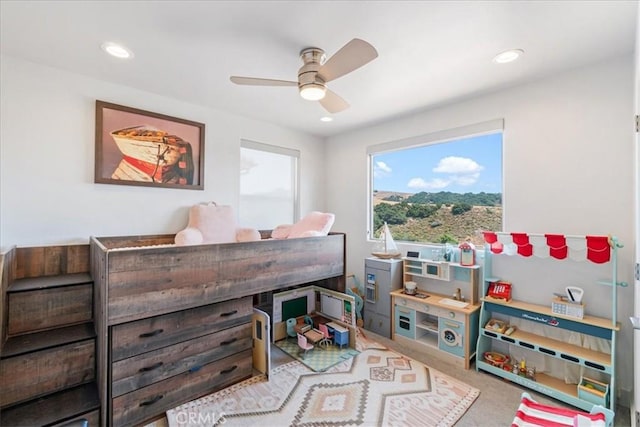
405,252,451,281
421,260,450,281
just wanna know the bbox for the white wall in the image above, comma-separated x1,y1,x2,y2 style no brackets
0,56,326,247
325,56,636,403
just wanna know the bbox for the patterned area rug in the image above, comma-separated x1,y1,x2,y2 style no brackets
274,338,360,372
166,336,480,427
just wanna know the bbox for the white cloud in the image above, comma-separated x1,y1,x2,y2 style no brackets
452,173,480,186
433,156,483,174
406,157,483,191
376,161,392,173
408,177,451,190
374,161,392,177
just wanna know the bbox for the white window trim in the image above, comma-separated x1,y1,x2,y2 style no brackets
366,119,504,155
240,139,301,223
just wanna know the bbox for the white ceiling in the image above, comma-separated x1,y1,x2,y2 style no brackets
1,1,637,138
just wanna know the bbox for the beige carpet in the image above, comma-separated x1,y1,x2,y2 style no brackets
166,336,479,427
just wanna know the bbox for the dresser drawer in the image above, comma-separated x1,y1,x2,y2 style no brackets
112,323,252,397
0,339,95,407
111,297,252,361
112,350,252,427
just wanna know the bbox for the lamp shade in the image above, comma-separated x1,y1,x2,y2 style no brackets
299,83,326,101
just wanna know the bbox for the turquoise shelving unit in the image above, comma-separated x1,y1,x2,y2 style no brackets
476,233,625,414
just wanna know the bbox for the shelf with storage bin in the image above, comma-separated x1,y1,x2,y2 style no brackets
477,360,585,401
476,231,624,414
480,298,616,374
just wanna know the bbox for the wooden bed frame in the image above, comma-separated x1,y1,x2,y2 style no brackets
90,231,346,426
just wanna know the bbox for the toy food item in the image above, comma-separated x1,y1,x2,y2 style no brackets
483,351,510,368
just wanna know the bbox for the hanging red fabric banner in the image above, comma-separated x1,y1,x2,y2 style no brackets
511,233,533,257
545,234,568,260
482,232,504,253
585,236,610,264
483,231,497,243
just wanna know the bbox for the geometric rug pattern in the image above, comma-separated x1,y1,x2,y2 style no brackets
166,338,480,427
274,338,360,372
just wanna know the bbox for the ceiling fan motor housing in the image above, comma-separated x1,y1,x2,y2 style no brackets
298,48,326,91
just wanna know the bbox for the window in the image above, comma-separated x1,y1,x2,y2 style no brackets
240,140,299,229
368,120,503,247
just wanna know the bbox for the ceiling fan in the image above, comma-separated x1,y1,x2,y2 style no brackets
230,38,378,114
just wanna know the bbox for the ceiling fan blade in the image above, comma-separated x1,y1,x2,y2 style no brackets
318,38,378,83
230,76,298,87
319,89,349,114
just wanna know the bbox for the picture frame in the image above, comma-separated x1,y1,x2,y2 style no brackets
95,100,205,190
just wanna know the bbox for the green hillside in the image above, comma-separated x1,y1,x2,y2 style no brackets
373,191,502,246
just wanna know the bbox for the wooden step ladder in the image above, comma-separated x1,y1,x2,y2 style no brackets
0,245,100,426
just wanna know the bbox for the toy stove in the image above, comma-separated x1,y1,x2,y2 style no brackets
401,290,429,299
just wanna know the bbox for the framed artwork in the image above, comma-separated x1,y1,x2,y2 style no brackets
95,100,205,190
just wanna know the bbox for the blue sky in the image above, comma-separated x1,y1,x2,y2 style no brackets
373,132,502,194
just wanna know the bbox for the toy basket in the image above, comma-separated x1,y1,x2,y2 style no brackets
483,351,510,368
484,318,507,334
578,376,609,407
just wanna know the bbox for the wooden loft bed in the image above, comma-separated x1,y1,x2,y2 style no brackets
90,231,345,426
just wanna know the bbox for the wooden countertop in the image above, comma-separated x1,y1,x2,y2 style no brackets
390,289,480,314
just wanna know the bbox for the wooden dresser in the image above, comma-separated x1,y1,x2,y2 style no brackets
109,298,253,426
90,233,346,426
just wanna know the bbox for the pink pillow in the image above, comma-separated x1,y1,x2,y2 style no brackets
174,227,203,245
174,202,261,245
189,203,237,243
271,224,293,239
288,212,335,238
236,227,261,242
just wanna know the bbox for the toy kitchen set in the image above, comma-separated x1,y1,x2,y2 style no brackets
390,247,481,369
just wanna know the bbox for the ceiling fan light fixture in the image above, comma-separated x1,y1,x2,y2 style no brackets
299,83,326,101
493,49,524,64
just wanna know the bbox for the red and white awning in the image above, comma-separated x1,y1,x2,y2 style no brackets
482,232,611,264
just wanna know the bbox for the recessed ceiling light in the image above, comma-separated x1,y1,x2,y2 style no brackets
101,42,133,59
320,117,333,122
493,49,523,64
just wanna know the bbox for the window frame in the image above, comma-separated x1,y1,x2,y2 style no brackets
240,139,300,228
367,119,504,243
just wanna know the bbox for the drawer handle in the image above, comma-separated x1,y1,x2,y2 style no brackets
139,394,164,406
139,329,164,338
220,338,237,346
220,365,238,375
139,362,163,373
220,310,238,317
